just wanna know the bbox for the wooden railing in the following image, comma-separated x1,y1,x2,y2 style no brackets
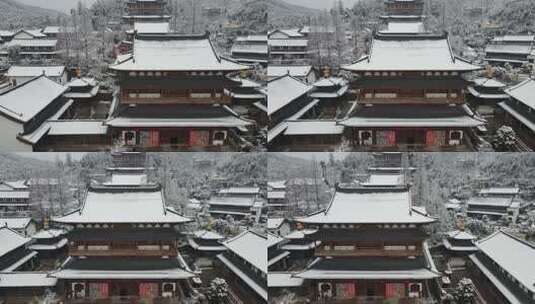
315,248,420,257
70,248,177,257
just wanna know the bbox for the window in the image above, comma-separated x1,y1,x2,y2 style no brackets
384,245,406,251
334,245,354,251
359,130,373,146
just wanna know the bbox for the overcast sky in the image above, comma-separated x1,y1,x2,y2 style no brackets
283,0,359,9
16,0,96,13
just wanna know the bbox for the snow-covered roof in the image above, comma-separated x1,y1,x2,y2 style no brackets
0,272,57,287
485,43,533,55
268,191,285,199
447,230,476,240
0,30,14,37
0,227,30,257
47,120,108,136
298,188,436,224
31,229,66,239
3,39,57,48
268,65,313,78
0,75,67,123
42,26,74,34
110,34,250,71
499,101,535,132
66,77,97,88
268,181,286,189
6,66,65,78
105,173,148,186
0,217,32,230
284,229,317,240
132,22,169,34
208,196,255,207
477,230,535,293
467,196,514,208
218,187,259,195
269,28,303,38
339,116,484,128
235,35,267,42
222,230,267,273
472,78,506,88
52,188,191,224
267,217,285,230
505,78,535,109
284,120,344,135
268,39,308,47
268,272,304,287
312,77,346,87
193,229,224,240
268,75,312,115
343,35,482,71
479,187,520,195
217,253,267,301
362,174,404,186
492,35,535,43
382,21,425,34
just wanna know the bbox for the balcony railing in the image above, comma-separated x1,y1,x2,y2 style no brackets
315,248,420,257
69,248,177,257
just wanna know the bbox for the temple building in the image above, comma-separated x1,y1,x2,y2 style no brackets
208,187,261,220
280,228,320,261
469,230,535,304
0,181,31,217
499,78,535,150
217,230,267,304
341,32,484,151
107,33,254,151
380,0,425,34
0,38,59,60
267,180,287,214
6,65,67,86
28,228,68,260
122,0,171,24
0,75,69,151
0,226,38,272
268,29,309,64
466,187,522,222
187,229,226,256
485,35,535,67
50,152,196,302
294,182,441,302
230,34,268,65
467,77,508,130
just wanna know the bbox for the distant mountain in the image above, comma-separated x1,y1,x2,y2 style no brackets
0,153,55,181
0,0,65,29
266,0,322,27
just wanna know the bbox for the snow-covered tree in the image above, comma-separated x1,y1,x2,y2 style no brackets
492,126,517,152
206,278,229,304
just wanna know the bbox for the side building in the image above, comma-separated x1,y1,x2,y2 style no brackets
469,230,535,304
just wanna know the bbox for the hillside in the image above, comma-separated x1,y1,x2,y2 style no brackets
266,0,322,28
491,0,535,33
268,153,316,180
0,153,55,180
0,0,65,29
